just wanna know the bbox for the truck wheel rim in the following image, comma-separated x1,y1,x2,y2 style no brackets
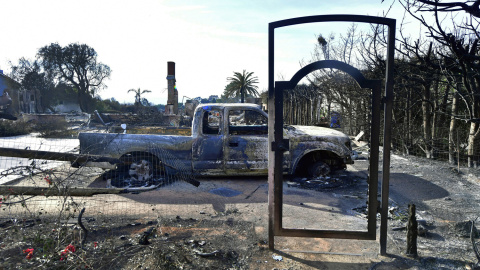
310,162,331,178
129,160,152,181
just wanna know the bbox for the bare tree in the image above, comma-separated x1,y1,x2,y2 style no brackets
400,0,480,167
414,0,480,18
303,24,373,135
38,43,111,113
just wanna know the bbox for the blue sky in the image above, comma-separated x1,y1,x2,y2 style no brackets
0,0,412,105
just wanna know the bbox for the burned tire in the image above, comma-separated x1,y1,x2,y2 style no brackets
102,152,167,188
308,161,331,178
129,159,153,181
121,153,164,182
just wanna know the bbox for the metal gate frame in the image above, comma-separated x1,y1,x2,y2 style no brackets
267,15,395,255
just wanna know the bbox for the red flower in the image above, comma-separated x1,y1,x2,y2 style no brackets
94,242,98,248
65,244,76,253
60,244,76,261
23,248,34,260
44,176,52,185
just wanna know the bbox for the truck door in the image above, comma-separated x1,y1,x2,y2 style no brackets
224,109,268,175
192,109,225,175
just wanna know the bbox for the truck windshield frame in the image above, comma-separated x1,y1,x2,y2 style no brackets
202,109,222,135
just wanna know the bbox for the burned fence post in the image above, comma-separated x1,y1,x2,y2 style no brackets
406,204,418,257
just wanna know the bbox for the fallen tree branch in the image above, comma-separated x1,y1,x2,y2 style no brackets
78,208,88,248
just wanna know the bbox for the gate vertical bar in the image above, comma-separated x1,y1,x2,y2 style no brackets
268,23,276,251
368,84,381,237
380,21,396,255
273,83,284,234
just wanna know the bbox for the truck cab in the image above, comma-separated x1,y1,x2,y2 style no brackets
191,103,353,177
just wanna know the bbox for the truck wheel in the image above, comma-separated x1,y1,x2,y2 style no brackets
129,159,153,181
308,161,331,178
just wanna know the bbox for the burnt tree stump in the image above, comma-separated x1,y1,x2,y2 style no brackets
406,204,418,257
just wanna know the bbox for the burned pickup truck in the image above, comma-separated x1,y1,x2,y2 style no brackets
78,103,353,181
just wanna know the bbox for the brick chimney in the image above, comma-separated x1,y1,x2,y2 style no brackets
166,62,178,115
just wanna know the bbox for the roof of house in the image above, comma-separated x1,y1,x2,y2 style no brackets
0,72,20,96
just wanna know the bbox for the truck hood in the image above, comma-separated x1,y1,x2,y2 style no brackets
284,125,349,140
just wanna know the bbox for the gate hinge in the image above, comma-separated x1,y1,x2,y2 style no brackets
272,139,289,152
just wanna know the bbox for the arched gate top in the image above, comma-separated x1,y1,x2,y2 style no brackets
277,60,380,90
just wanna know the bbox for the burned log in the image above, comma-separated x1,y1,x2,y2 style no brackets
0,147,120,166
0,185,128,196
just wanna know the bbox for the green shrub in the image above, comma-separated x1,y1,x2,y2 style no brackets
33,117,76,138
0,119,31,137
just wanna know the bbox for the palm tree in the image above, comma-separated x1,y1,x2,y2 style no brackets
128,88,151,106
224,70,259,103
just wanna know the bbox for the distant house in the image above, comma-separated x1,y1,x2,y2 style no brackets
1,70,84,115
0,71,13,111
0,70,37,115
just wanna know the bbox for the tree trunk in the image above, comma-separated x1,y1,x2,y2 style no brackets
430,78,440,158
241,86,245,103
467,122,478,168
327,102,331,126
422,84,433,158
437,83,450,132
364,98,370,141
449,91,459,164
78,91,87,112
466,75,480,168
308,97,315,126
290,93,294,124
406,86,411,155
